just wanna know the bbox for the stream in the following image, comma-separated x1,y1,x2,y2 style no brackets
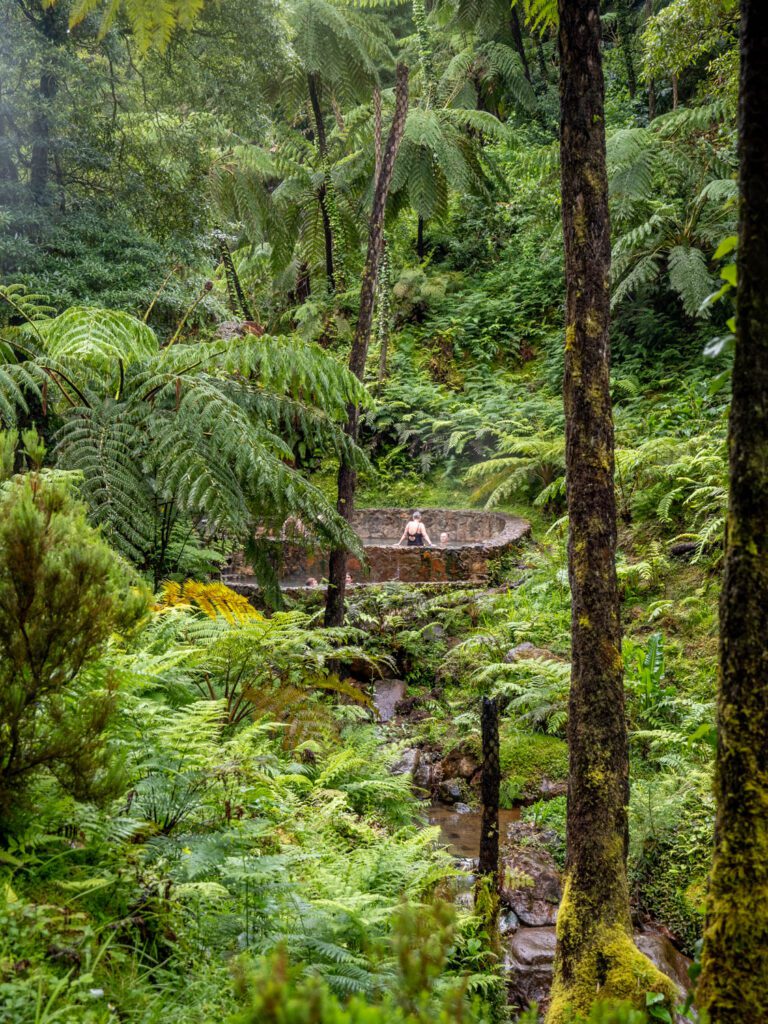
425,804,521,859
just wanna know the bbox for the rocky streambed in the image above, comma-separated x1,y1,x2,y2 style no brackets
380,680,694,1019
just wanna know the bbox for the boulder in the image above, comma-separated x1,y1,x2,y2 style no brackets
391,747,420,777
503,924,693,1016
503,821,563,861
373,679,406,723
505,926,557,1011
439,746,481,782
501,846,562,927
537,777,568,799
503,642,562,664
437,778,463,804
634,927,693,997
413,750,440,791
499,910,520,936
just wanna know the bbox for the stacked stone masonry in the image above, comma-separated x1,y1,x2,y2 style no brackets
279,508,531,584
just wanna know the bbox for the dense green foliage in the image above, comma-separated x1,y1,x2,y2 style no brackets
0,0,743,1021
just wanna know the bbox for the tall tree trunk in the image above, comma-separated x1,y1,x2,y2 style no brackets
509,8,532,83
308,72,336,292
0,81,18,184
644,0,656,120
416,216,425,260
546,2,674,1020
30,8,62,203
697,5,768,1020
616,0,637,98
536,37,549,83
324,65,409,627
477,697,500,886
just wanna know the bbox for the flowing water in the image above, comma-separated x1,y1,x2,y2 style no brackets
425,804,521,859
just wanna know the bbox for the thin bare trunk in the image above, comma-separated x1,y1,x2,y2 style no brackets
510,8,532,83
325,66,409,626
308,72,335,291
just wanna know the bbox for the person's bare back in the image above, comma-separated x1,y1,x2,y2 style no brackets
396,511,432,547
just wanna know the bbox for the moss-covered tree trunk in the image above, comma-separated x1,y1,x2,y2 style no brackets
546,2,674,1020
325,65,409,627
697,4,768,1020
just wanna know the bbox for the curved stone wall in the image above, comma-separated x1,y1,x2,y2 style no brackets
280,507,530,585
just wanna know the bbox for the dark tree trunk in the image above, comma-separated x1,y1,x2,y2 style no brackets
477,697,500,884
308,72,336,292
509,8,532,83
0,84,18,184
616,0,637,98
30,8,63,203
644,0,656,120
547,2,674,1020
536,37,549,83
324,65,409,627
416,216,425,260
697,5,768,1020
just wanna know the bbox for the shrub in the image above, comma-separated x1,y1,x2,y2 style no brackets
0,472,148,836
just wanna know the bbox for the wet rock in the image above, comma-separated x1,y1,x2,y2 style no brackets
501,846,562,926
503,642,562,664
634,927,693,996
438,778,463,804
391,747,420,777
454,802,472,814
499,910,520,936
504,924,693,1016
413,750,440,791
439,746,481,782
505,926,557,1011
537,777,568,799
373,679,406,723
503,821,563,860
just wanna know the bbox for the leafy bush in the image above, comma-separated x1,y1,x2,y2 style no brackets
0,470,148,837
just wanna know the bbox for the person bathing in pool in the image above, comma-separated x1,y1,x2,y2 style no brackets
396,510,432,547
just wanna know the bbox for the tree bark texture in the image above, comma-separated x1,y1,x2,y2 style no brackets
324,65,409,627
616,0,637,98
30,7,65,202
509,8,532,83
416,215,425,261
546,2,674,1020
308,72,336,291
644,0,656,120
697,4,768,1020
477,697,500,884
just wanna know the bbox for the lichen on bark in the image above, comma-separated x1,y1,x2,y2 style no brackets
697,3,768,1019
548,1,676,1020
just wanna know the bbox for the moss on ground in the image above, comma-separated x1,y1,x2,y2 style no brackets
499,731,569,799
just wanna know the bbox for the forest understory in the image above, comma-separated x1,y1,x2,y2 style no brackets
1,0,764,1022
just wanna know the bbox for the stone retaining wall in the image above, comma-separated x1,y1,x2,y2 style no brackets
280,508,531,584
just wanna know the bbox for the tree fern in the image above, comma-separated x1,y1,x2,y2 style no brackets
0,292,369,581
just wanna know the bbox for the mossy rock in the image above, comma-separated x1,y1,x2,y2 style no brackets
499,731,569,801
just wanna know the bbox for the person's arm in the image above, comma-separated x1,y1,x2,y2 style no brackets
396,526,408,546
420,523,432,546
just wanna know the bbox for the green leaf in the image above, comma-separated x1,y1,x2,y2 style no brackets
720,263,737,286
713,235,738,260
